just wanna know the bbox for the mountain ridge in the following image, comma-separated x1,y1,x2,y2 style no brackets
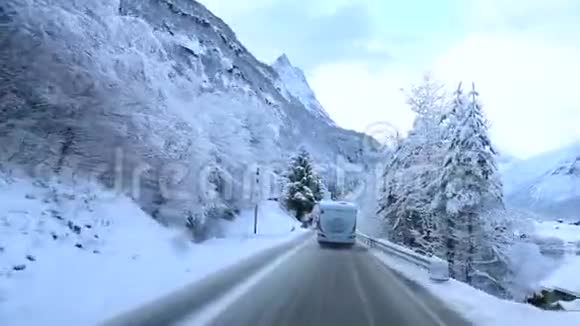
0,0,370,235
271,53,335,125
503,141,580,220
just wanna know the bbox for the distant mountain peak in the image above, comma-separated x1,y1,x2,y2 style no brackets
503,141,580,220
271,54,335,125
274,53,292,67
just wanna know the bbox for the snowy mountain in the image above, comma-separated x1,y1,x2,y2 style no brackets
271,54,335,125
503,142,580,220
0,0,369,237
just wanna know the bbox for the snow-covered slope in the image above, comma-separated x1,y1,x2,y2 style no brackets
371,246,580,325
0,174,303,324
222,200,300,237
503,142,580,220
272,54,335,125
542,255,580,298
533,220,580,243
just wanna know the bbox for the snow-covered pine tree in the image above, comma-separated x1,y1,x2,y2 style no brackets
433,83,503,282
282,148,324,223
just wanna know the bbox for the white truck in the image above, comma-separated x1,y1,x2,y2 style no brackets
314,200,357,246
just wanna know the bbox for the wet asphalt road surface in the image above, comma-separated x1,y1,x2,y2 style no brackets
207,238,471,326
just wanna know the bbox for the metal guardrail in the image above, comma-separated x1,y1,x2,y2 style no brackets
357,232,450,282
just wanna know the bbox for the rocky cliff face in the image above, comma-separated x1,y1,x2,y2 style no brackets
271,54,335,125
0,0,371,236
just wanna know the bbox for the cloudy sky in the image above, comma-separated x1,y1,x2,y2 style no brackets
199,0,580,159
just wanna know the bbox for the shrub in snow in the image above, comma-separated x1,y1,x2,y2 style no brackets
185,212,205,242
185,204,230,242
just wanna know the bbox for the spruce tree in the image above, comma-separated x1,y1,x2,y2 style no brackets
434,83,503,281
282,148,324,223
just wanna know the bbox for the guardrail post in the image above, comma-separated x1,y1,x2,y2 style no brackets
428,258,450,282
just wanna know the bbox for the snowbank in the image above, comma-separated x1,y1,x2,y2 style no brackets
541,256,580,297
530,221,580,305
221,200,300,237
369,247,580,325
533,220,580,243
0,176,302,325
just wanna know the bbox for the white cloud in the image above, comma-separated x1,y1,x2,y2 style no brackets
466,0,579,27
309,31,580,158
308,61,416,136
199,0,579,158
433,33,580,158
200,0,372,18
308,0,580,158
199,0,275,17
309,0,375,16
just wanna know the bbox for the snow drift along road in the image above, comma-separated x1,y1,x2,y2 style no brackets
0,175,305,325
